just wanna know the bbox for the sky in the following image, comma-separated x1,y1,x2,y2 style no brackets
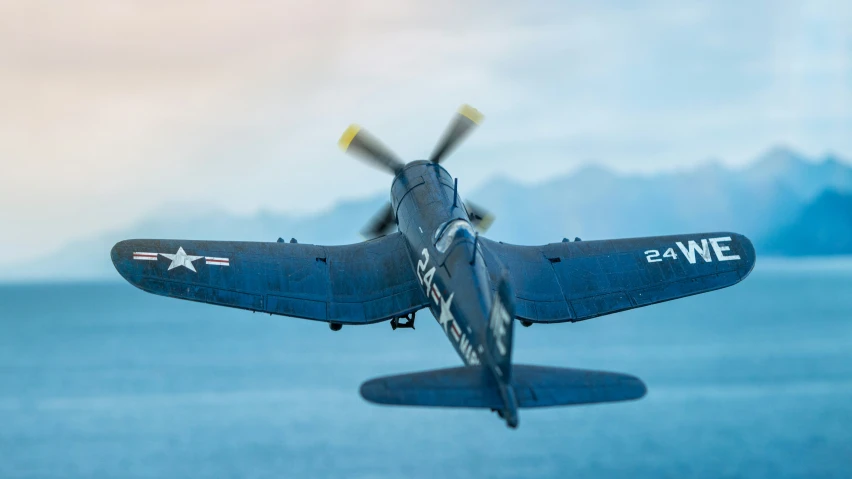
1,0,850,261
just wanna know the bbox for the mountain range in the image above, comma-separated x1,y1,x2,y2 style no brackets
3,146,851,281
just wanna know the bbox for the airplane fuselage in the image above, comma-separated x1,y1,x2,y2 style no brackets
391,160,518,425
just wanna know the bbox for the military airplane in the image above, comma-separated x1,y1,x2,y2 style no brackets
111,105,756,428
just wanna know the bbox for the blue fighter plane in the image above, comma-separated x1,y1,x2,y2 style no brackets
111,105,756,428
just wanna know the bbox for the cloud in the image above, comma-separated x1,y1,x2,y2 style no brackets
0,0,849,261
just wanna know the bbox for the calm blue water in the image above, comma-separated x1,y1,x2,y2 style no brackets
1,260,851,478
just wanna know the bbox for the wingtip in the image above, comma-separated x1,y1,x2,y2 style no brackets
338,124,361,152
110,241,122,273
731,232,757,280
110,240,133,271
109,239,147,287
458,104,484,124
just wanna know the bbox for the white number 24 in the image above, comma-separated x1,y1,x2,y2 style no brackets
645,248,678,263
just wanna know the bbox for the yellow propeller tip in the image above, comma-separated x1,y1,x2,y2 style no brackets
478,213,495,232
458,104,484,124
338,124,361,151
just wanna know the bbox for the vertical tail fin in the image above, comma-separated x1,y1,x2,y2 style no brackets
487,276,516,382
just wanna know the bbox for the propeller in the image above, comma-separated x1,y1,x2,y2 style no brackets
360,202,396,240
464,200,495,233
338,104,492,239
338,124,405,174
429,104,484,164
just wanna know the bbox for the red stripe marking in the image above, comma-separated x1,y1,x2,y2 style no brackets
133,253,157,257
451,323,460,336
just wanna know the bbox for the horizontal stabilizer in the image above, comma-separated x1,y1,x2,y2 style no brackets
360,365,646,409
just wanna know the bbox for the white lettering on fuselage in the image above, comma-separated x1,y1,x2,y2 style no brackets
417,248,480,365
645,236,741,264
489,298,511,356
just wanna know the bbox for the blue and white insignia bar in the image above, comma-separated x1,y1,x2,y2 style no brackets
205,256,230,267
131,249,230,269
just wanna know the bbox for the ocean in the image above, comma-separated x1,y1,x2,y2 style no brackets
1,259,851,478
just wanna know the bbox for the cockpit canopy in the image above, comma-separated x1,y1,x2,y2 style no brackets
434,219,476,253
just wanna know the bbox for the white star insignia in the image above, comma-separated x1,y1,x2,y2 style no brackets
160,247,203,273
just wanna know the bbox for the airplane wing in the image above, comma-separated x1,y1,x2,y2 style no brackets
111,233,428,324
479,232,756,323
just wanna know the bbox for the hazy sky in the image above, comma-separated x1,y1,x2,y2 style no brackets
1,0,850,261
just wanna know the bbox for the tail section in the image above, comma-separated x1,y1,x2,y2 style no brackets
487,276,516,382
359,277,648,429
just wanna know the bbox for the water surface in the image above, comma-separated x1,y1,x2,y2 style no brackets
1,260,851,478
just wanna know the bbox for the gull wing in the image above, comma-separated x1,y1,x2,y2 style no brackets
111,233,427,324
480,232,756,323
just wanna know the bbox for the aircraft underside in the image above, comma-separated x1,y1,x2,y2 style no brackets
111,104,756,428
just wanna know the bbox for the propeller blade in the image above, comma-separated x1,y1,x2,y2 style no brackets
361,202,397,239
429,104,484,164
339,124,405,174
465,200,495,233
